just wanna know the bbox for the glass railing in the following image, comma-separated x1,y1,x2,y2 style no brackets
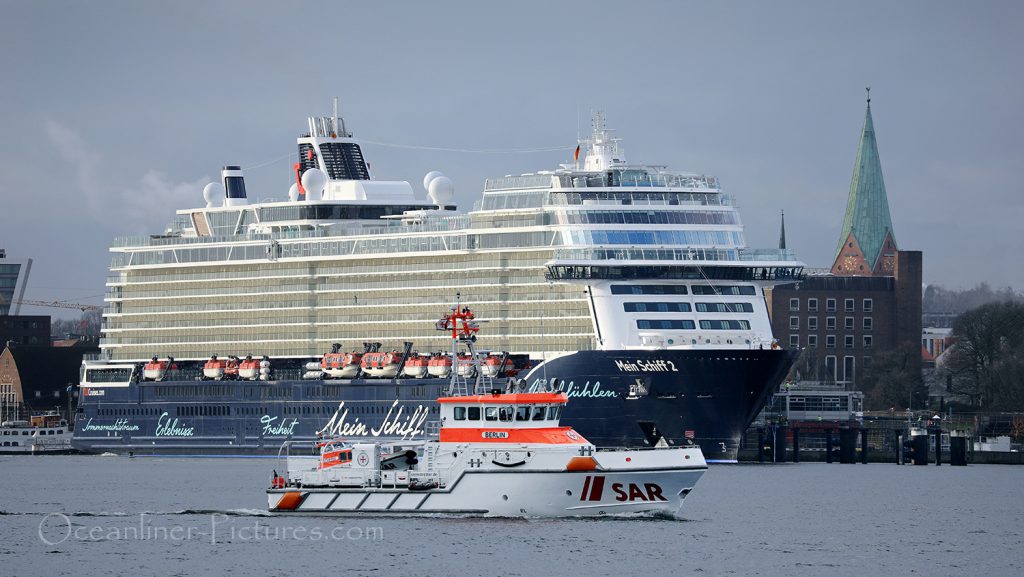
737,248,799,262
111,215,473,249
550,247,741,263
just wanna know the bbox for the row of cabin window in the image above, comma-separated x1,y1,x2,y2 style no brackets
2,429,64,435
637,319,751,330
624,302,754,313
452,405,561,422
790,298,873,313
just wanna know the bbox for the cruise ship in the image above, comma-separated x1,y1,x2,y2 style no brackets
74,105,804,461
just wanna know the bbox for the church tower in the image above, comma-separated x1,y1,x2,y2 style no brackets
831,89,898,276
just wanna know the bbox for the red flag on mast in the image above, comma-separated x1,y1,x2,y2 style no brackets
573,144,581,162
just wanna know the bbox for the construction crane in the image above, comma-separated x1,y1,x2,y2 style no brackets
10,299,102,312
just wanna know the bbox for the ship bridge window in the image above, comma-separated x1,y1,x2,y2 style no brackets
467,406,480,420
498,406,514,422
516,406,531,421
485,407,498,421
637,319,696,330
531,406,546,421
453,406,466,421
84,368,131,383
547,406,561,420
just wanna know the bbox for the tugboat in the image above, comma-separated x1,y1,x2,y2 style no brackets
267,299,707,517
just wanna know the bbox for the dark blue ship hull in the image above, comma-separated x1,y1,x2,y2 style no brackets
73,349,795,461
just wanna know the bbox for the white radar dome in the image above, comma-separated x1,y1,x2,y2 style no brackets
300,168,328,200
427,175,454,207
203,182,224,208
423,170,444,192
287,183,300,202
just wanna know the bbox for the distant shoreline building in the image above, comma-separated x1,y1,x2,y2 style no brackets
768,93,922,391
0,248,49,346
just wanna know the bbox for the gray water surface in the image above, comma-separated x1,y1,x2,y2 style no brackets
2,456,1021,576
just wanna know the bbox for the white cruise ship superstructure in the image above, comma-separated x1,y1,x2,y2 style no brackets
77,106,803,461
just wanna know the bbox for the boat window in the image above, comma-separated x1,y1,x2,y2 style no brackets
515,406,531,421
453,406,466,421
484,407,498,421
467,406,480,420
498,406,513,422
547,405,561,420
531,406,546,421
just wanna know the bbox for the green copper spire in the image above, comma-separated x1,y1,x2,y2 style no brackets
835,88,896,269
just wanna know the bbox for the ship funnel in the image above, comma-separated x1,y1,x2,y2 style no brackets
222,165,249,207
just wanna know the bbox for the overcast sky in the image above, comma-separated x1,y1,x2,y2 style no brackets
1,1,1022,319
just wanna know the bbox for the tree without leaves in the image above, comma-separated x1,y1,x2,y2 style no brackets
861,343,928,410
941,301,1024,410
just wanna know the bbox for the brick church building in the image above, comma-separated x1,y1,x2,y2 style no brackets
768,93,922,389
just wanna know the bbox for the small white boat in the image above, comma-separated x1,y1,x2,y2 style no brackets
0,413,75,455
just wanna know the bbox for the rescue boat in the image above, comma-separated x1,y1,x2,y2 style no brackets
427,353,453,378
321,345,361,379
361,351,402,378
238,355,262,380
267,380,706,518
267,298,707,517
203,355,226,380
142,356,174,381
456,353,476,378
401,355,429,379
480,355,503,378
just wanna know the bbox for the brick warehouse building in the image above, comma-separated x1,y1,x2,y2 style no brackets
767,94,922,389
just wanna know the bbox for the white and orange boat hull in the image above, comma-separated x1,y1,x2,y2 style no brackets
268,446,706,518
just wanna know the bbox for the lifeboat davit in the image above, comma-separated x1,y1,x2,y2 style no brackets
142,356,174,381
401,355,429,379
322,351,361,379
480,355,503,378
238,354,261,380
203,355,225,380
427,353,452,378
361,351,401,378
456,353,476,378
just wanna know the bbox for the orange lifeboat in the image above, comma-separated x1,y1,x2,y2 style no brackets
238,354,261,380
203,354,226,380
456,353,476,378
427,353,453,378
322,350,361,379
480,355,503,378
401,355,429,379
361,351,401,378
143,356,174,381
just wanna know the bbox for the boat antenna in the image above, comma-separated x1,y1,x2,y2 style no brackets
332,96,339,137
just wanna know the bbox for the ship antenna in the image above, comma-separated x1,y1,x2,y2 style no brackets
332,96,339,137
